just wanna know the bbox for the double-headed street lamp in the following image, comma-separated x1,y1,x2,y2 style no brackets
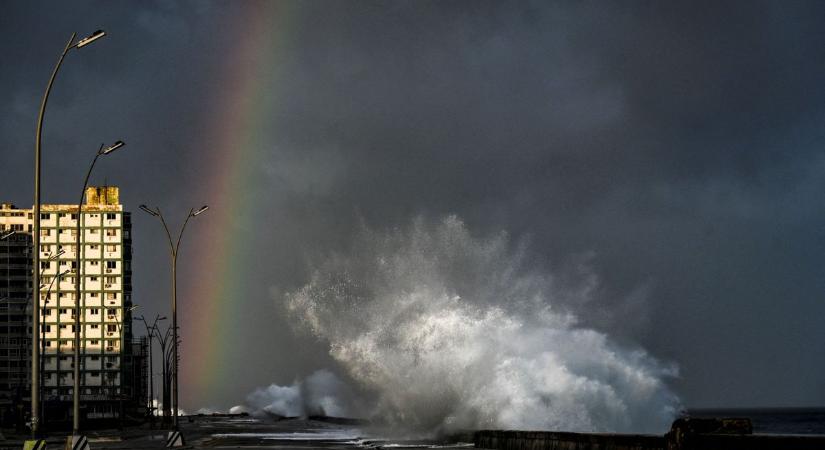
139,205,207,429
136,314,166,427
73,140,126,434
32,29,106,437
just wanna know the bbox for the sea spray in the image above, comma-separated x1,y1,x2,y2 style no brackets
284,216,680,434
242,369,354,418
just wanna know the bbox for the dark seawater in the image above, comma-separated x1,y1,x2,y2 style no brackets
687,408,825,435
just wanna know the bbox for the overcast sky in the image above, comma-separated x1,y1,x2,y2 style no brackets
1,1,824,411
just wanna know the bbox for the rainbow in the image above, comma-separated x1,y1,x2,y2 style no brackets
181,2,297,408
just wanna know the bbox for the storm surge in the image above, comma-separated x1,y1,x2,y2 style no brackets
285,216,680,434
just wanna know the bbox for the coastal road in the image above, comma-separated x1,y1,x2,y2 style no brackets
20,415,474,450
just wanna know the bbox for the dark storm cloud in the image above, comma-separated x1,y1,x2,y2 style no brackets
2,1,824,409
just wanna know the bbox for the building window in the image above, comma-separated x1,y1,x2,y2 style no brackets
90,324,99,329
107,324,117,333
89,229,99,235
71,213,78,220
105,229,117,237
106,293,117,300
106,245,117,252
40,213,50,220
90,308,100,314
106,261,116,269
106,213,116,220
11,224,23,231
40,229,50,237
106,308,117,317
90,261,99,266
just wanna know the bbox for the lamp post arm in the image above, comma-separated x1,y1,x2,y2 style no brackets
155,208,176,258
35,33,76,181
174,210,194,256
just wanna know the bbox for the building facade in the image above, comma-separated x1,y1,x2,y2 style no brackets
0,204,33,425
0,186,144,423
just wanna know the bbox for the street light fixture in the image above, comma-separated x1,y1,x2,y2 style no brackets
32,28,106,438
74,30,106,49
73,141,126,435
139,204,208,429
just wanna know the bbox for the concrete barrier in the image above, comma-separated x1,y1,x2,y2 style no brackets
474,430,664,450
475,418,825,450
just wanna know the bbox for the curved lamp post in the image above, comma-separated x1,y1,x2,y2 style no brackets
32,29,106,437
72,140,125,434
139,205,207,429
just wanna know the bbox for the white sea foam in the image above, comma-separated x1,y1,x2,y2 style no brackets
284,216,680,434
244,369,352,417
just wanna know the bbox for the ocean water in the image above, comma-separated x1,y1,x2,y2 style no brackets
688,408,825,435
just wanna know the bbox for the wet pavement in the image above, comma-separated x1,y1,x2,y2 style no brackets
0,415,475,450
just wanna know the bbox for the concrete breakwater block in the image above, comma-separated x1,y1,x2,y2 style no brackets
23,440,46,450
166,431,185,448
64,435,89,450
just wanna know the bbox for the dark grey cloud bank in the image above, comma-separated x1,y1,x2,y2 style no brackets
1,1,824,411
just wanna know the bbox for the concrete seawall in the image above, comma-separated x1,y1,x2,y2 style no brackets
474,430,663,450
474,418,825,450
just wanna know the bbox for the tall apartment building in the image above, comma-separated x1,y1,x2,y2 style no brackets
0,186,143,422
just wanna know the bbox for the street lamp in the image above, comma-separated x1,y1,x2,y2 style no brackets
139,205,207,429
72,140,126,435
32,28,106,438
136,314,165,427
73,141,126,435
152,321,173,425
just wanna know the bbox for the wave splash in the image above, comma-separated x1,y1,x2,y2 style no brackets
285,216,679,434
